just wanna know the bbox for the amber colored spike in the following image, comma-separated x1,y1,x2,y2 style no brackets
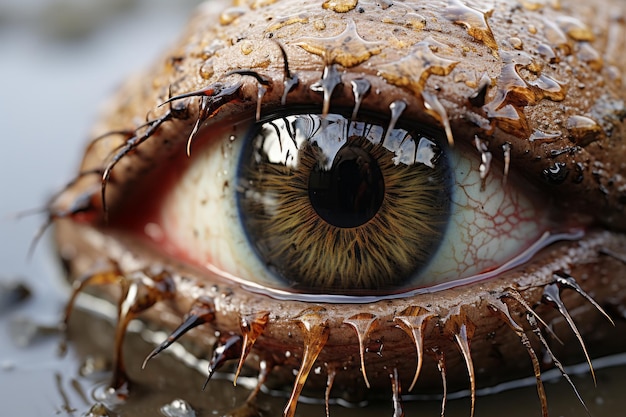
246,359,273,402
553,272,615,325
390,368,404,417
489,299,548,417
142,297,216,369
203,334,243,390
62,268,121,330
393,306,435,391
111,270,176,390
444,308,476,417
526,315,590,416
429,348,447,417
344,313,379,389
234,311,270,386
502,289,563,344
542,282,597,385
325,365,337,417
283,308,330,417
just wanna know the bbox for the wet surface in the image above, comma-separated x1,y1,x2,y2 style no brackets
1,1,626,416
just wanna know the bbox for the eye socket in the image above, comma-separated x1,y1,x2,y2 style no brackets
115,104,553,296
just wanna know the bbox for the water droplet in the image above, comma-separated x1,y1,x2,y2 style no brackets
377,41,458,95
529,129,561,142
566,115,603,146
557,16,594,42
509,37,524,50
322,0,358,13
296,19,382,67
474,136,492,188
577,42,603,71
350,78,371,119
266,15,308,32
445,0,499,57
160,398,197,417
543,19,571,54
240,40,254,55
542,162,569,185
219,7,247,26
537,43,557,63
344,313,379,388
199,59,214,80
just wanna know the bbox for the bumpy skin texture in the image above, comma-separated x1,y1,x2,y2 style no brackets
53,0,626,412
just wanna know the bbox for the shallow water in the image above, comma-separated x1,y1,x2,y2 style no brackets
1,1,625,416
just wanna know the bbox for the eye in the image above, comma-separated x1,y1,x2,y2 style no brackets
133,108,551,295
51,2,626,417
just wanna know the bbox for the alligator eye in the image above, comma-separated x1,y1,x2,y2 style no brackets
130,109,551,295
51,1,626,416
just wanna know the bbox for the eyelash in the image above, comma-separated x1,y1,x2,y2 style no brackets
48,3,626,417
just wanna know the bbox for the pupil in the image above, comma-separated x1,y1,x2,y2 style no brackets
308,143,384,228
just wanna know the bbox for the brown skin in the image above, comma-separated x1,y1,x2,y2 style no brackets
52,0,626,414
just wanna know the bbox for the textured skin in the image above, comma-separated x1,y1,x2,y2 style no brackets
53,0,626,410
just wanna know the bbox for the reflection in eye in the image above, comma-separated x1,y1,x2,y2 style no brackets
154,110,548,294
51,1,626,417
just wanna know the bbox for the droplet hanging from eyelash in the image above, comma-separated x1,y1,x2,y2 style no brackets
444,309,476,417
284,308,330,417
234,311,270,385
382,100,407,147
489,298,549,417
502,142,511,185
430,347,447,417
474,136,492,190
350,78,371,120
526,314,591,415
553,271,615,325
389,367,404,417
310,64,342,117
542,281,598,384
344,313,379,389
393,306,435,392
422,90,454,147
325,365,337,417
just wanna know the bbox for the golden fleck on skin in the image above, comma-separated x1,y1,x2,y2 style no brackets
50,0,626,416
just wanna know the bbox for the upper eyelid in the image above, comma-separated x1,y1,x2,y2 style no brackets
57,11,625,229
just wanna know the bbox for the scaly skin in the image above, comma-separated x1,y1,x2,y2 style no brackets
52,0,626,416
